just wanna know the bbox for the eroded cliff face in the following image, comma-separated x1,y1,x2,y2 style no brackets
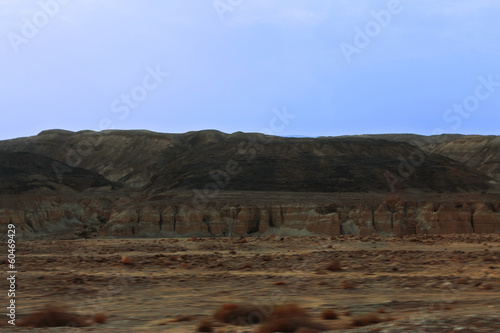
2,196,500,240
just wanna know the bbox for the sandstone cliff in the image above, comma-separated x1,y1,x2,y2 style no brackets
2,193,499,240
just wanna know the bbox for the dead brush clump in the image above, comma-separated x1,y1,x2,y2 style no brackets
240,263,252,269
341,279,355,289
121,256,132,265
479,283,494,290
258,304,329,333
273,281,287,285
351,313,383,327
214,303,268,325
93,313,107,324
19,305,91,327
321,309,338,320
326,259,342,271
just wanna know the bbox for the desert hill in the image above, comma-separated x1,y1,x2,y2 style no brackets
351,134,500,182
1,130,499,240
0,151,116,194
0,130,496,194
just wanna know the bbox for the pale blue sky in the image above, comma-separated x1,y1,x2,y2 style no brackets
1,0,499,140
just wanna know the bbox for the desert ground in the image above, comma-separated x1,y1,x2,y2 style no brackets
5,234,500,332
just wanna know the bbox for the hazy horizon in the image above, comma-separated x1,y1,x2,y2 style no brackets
0,128,498,141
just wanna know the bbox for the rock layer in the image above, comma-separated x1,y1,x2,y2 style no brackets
2,195,500,240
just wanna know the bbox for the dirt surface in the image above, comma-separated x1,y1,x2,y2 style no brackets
5,234,500,332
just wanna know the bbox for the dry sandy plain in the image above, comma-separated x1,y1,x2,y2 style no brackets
4,234,500,332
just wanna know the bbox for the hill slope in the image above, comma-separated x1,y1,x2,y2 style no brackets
353,134,500,182
0,151,116,194
0,130,495,193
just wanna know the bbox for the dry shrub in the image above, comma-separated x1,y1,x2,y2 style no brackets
352,313,382,327
326,259,342,271
258,304,329,333
19,305,90,327
121,256,132,265
197,318,213,332
479,283,493,290
93,313,107,324
214,303,268,325
321,309,338,320
341,279,355,289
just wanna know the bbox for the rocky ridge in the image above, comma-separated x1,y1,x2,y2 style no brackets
0,130,499,240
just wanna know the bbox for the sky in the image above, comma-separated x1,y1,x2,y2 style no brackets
1,0,499,140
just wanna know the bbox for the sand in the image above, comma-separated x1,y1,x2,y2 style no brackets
6,233,500,332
